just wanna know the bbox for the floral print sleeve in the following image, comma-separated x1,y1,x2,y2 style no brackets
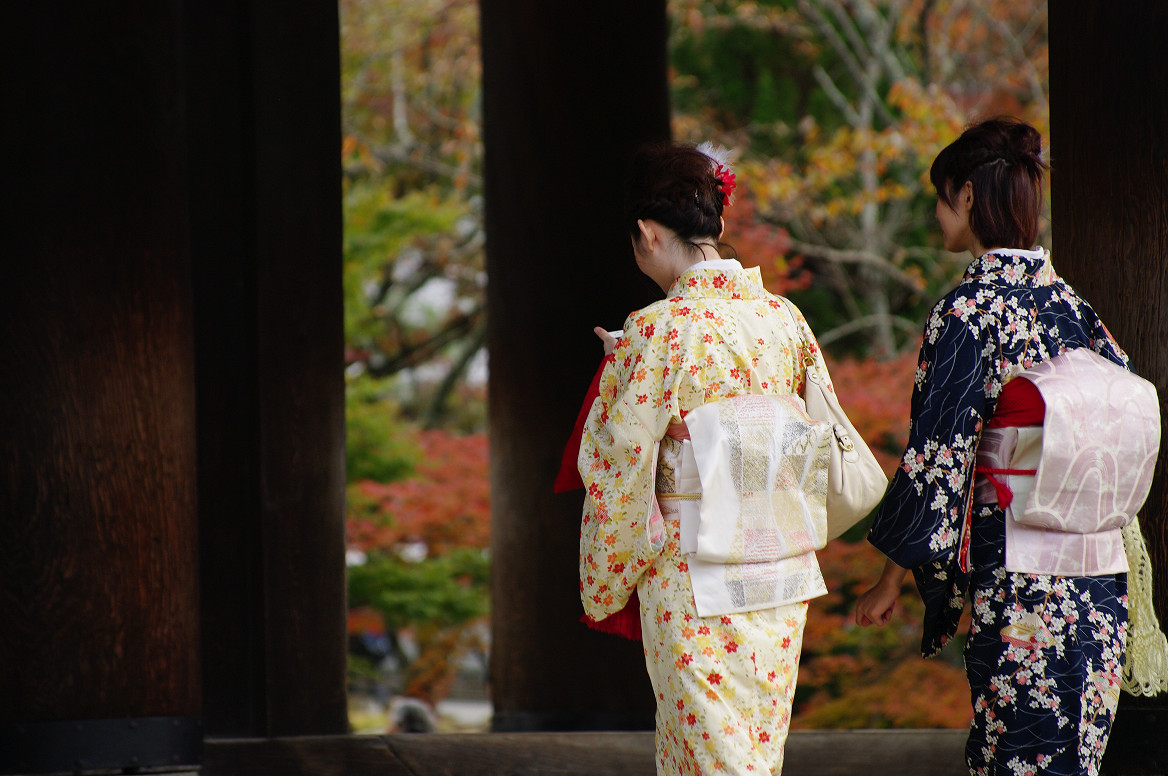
577,309,674,621
868,297,989,570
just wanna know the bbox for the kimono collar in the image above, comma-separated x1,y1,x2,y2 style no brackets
666,259,769,300
960,247,1056,288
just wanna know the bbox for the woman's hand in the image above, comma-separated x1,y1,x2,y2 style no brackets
593,326,619,356
855,558,909,627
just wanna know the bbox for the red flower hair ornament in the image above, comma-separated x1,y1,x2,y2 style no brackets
697,141,738,207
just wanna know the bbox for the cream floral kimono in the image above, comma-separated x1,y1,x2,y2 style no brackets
578,259,831,775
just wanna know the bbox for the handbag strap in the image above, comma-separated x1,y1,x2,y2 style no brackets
776,296,817,392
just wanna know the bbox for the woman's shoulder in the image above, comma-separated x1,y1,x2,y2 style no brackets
623,297,674,327
615,298,685,348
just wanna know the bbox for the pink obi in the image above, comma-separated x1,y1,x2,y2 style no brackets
972,348,1161,576
976,426,1128,576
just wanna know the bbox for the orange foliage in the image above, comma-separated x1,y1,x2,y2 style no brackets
796,651,974,729
402,624,468,704
347,429,490,555
796,536,975,730
348,605,386,636
723,194,810,297
345,428,490,708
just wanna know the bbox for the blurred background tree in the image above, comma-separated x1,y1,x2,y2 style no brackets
340,0,1048,731
340,0,490,730
341,0,485,430
670,0,1047,358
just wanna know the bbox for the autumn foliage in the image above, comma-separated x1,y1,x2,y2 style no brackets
348,430,490,556
346,427,490,706
823,349,920,474
799,534,974,729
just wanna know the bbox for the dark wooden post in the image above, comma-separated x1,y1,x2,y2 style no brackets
186,0,349,737
0,3,201,772
480,0,672,730
0,1,348,765
1049,3,1168,773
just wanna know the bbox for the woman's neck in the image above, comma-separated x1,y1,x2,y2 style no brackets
691,241,720,262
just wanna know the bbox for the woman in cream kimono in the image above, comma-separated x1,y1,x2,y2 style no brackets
578,141,835,775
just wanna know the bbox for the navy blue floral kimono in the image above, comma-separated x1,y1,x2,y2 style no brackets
868,248,1129,776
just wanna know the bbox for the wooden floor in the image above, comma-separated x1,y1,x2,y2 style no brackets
204,729,970,775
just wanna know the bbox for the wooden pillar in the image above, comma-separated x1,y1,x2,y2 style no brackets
0,3,201,772
0,0,347,762
186,0,349,737
480,0,672,730
1049,3,1168,773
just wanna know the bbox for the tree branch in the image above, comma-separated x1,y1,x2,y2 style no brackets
798,0,897,127
850,0,909,82
811,65,862,125
815,313,923,350
788,238,922,291
422,320,487,429
973,5,1048,111
819,0,874,68
344,142,484,188
366,309,482,378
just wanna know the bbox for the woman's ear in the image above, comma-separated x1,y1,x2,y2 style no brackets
637,219,658,252
961,180,975,210
718,216,725,240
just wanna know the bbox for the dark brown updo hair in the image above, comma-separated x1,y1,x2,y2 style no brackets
623,142,729,248
929,117,1049,250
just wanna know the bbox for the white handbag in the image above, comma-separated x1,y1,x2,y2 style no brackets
801,358,889,540
779,297,888,538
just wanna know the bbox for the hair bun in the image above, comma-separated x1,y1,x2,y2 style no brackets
1005,120,1043,163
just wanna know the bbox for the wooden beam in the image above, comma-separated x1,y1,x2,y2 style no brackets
202,730,969,776
0,2,200,770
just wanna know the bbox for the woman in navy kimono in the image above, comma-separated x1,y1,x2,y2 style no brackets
855,117,1129,776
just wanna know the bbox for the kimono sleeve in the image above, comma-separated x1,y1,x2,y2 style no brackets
1090,313,1131,370
867,299,989,570
577,318,672,621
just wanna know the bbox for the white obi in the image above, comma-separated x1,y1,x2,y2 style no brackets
656,395,830,617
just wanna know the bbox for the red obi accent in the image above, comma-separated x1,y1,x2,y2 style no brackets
977,376,1046,507
554,355,612,494
959,484,975,574
987,376,1045,428
580,590,643,640
975,467,1037,510
962,376,1047,572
